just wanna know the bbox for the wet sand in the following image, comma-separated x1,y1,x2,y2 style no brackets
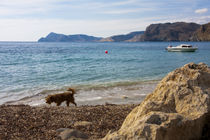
0,104,137,140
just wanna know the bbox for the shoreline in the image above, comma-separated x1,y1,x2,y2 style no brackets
2,80,158,106
0,104,138,139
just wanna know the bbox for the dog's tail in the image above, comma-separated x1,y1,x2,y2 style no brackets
67,88,76,94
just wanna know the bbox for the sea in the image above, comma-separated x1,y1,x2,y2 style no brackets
0,42,210,106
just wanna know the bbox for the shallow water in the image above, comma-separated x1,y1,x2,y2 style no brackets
0,42,210,106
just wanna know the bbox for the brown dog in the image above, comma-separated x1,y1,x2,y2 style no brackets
45,88,77,106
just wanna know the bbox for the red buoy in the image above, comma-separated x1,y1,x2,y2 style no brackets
105,50,108,54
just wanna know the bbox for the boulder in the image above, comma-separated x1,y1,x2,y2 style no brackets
103,62,210,140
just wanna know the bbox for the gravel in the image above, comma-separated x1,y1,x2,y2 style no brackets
0,104,137,140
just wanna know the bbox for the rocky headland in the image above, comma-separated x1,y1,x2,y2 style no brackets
38,32,102,42
103,62,210,140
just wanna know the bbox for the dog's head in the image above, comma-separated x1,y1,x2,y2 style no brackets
45,95,54,104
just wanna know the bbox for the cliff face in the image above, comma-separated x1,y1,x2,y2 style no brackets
103,63,210,140
141,22,201,41
192,22,210,41
38,32,102,42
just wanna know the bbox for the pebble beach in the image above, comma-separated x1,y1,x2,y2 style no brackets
0,104,137,140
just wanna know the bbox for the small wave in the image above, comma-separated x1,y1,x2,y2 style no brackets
38,89,64,95
77,96,102,102
73,79,159,91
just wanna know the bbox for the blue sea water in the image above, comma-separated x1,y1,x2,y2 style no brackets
0,42,210,106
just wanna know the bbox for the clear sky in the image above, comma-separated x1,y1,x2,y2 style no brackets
0,0,209,41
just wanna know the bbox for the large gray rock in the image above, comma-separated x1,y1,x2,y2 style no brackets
103,63,210,140
58,129,88,140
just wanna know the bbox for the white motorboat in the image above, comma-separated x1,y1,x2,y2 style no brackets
166,44,197,52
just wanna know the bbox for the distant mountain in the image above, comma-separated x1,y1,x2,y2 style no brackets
140,22,201,41
38,22,210,42
99,22,210,42
100,31,144,42
38,32,102,42
192,22,210,41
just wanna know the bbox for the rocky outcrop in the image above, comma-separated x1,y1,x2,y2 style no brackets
103,63,210,140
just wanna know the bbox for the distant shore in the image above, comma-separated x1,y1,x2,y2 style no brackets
0,104,137,139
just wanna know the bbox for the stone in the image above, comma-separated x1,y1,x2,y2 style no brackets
73,121,92,127
56,128,69,133
59,129,88,140
103,62,210,140
122,95,128,99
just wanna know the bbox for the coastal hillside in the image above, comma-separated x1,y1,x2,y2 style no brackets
38,32,102,42
100,31,144,42
38,22,210,42
140,22,201,41
192,22,210,41
100,22,210,42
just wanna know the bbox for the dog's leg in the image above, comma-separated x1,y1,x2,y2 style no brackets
72,101,77,106
56,102,62,106
66,101,70,106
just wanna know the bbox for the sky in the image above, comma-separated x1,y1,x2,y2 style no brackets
0,0,210,41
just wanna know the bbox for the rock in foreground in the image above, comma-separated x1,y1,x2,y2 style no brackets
103,63,210,140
